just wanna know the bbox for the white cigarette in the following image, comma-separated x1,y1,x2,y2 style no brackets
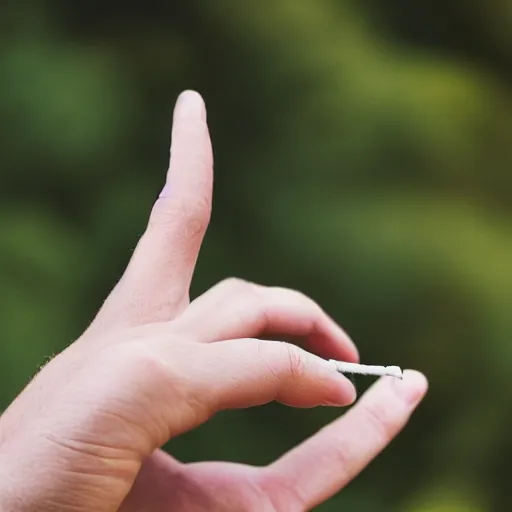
329,360,403,379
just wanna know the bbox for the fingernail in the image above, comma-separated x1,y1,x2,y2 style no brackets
174,90,206,121
392,369,428,406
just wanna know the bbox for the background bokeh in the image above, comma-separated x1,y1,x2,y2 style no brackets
1,1,511,510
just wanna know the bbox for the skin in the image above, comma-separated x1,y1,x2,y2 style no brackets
0,91,428,512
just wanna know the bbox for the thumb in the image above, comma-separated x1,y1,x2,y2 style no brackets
86,338,357,451
181,339,357,413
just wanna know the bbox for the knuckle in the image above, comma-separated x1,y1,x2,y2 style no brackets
258,341,310,383
179,199,211,237
219,278,269,328
151,196,211,239
330,440,350,466
285,288,309,302
272,286,315,305
174,199,211,239
256,339,276,378
325,437,359,482
289,288,322,317
105,342,160,373
360,401,401,442
282,344,308,380
218,277,253,294
101,341,175,389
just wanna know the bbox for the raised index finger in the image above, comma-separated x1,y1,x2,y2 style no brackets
93,91,213,329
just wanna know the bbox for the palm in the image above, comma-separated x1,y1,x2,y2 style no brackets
124,450,296,512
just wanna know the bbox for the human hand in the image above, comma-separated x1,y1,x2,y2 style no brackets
0,91,428,512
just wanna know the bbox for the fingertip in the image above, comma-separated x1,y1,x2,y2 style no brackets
334,327,359,363
339,376,358,405
391,369,428,406
345,342,360,364
321,315,360,363
322,362,357,406
161,89,212,198
174,90,206,121
403,369,428,384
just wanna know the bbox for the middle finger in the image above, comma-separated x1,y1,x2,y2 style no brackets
171,277,359,362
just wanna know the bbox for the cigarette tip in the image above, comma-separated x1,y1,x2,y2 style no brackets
386,366,403,379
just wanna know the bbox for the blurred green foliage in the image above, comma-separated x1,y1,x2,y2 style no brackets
1,1,511,510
